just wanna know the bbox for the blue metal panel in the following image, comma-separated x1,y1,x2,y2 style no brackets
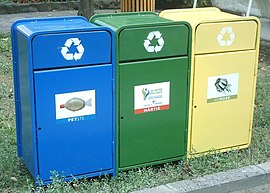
11,26,23,158
12,23,39,179
34,64,113,182
17,31,36,175
32,31,111,69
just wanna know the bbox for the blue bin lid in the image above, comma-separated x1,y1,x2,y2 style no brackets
11,16,101,37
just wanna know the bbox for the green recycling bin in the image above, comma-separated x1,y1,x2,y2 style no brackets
91,12,191,172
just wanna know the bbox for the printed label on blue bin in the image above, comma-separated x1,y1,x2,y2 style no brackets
55,90,95,123
207,73,239,103
134,82,170,114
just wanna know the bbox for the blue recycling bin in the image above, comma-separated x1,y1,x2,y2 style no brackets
11,16,116,184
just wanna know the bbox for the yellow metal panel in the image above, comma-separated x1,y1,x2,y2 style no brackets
191,50,256,154
195,21,257,54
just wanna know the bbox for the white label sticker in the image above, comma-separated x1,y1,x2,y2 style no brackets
134,82,170,114
207,73,239,103
55,90,95,123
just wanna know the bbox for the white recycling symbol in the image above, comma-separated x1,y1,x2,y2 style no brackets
144,31,165,53
61,38,85,61
217,27,235,47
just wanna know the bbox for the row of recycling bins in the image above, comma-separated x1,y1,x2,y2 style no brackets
12,8,260,184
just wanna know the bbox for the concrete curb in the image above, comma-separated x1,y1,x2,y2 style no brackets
133,161,270,193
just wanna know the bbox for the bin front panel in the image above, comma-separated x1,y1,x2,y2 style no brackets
34,65,113,181
33,31,111,69
191,50,256,153
119,57,188,168
119,25,189,62
195,20,257,54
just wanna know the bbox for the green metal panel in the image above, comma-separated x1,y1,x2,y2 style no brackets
119,25,188,62
119,57,188,169
91,12,191,172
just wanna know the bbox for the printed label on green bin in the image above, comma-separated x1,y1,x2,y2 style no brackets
207,73,239,103
134,82,170,114
55,90,96,123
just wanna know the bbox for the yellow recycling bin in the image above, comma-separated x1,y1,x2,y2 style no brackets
160,7,260,156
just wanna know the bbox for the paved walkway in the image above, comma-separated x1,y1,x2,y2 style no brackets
0,11,74,33
0,10,116,33
260,17,270,41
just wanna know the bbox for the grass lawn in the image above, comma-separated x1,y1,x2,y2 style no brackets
0,33,269,192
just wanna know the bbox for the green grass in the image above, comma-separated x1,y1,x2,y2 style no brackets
0,34,269,192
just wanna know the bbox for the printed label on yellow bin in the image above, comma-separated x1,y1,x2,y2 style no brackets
207,73,239,103
134,82,170,114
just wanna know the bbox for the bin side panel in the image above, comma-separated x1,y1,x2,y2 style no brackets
191,50,256,153
34,65,113,181
17,32,36,177
119,57,188,168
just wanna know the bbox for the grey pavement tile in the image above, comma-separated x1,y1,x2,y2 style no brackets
256,160,270,173
260,17,270,41
231,180,270,193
